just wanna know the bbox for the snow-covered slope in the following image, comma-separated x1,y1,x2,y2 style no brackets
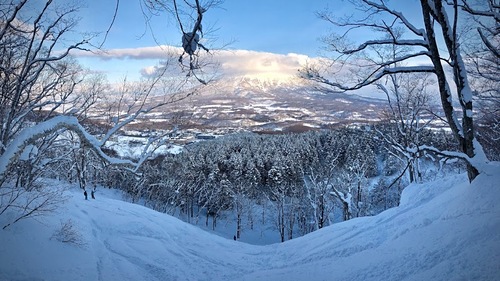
1,163,499,281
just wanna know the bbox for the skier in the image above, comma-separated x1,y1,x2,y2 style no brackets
91,190,95,199
84,190,88,200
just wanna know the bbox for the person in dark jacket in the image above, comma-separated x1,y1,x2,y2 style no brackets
84,190,88,200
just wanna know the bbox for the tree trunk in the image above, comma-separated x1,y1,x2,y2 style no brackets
408,161,415,183
318,195,324,229
342,201,350,221
279,204,285,242
236,213,241,239
212,214,217,230
421,0,481,182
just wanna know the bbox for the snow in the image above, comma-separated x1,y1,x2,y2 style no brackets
0,116,139,178
106,135,184,158
0,116,79,176
466,109,473,118
1,163,499,281
19,144,38,161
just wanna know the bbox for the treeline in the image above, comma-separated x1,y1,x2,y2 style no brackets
26,122,460,241
107,124,459,241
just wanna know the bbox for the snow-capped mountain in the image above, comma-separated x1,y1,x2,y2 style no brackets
146,73,388,133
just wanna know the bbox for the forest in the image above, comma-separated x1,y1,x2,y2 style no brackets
15,123,462,241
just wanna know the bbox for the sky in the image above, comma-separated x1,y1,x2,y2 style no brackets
78,0,335,55
70,0,424,83
73,0,335,82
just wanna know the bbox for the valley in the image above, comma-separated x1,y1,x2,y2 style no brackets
128,75,388,134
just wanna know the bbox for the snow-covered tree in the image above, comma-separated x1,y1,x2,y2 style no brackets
0,0,214,228
0,1,91,228
302,0,495,182
461,1,500,161
303,167,337,230
377,72,435,183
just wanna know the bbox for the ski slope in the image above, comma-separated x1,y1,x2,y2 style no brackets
1,163,499,281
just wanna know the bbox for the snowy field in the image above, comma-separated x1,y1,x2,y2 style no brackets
0,163,499,281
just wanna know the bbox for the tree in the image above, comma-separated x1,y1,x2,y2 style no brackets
461,0,500,161
378,72,436,183
0,0,92,228
0,0,214,228
303,167,337,230
302,0,495,182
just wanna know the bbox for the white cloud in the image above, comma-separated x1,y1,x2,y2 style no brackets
73,45,318,73
72,45,329,83
214,50,312,77
71,45,183,60
140,65,159,76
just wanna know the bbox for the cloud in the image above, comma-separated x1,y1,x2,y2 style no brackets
213,50,313,77
140,65,159,76
71,45,183,60
72,45,325,82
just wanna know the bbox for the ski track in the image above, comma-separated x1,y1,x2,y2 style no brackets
1,167,498,281
82,196,264,281
66,177,500,281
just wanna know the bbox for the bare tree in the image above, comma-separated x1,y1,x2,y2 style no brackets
0,0,90,228
460,0,500,161
363,29,437,183
302,0,495,182
377,72,436,183
0,1,88,155
0,0,215,228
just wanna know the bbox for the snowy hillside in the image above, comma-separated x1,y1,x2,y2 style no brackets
1,163,499,281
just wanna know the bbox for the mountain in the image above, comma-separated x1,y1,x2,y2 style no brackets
1,163,499,280
143,74,388,133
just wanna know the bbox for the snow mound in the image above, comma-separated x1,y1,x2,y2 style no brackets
0,164,499,281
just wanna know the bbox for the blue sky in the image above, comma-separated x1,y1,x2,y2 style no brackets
74,0,336,82
73,0,424,82
206,0,336,55
78,0,335,56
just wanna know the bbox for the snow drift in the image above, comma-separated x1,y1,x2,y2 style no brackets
0,163,499,281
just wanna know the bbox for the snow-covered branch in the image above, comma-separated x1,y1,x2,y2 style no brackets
0,116,138,181
406,142,491,175
308,0,490,181
302,61,434,92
